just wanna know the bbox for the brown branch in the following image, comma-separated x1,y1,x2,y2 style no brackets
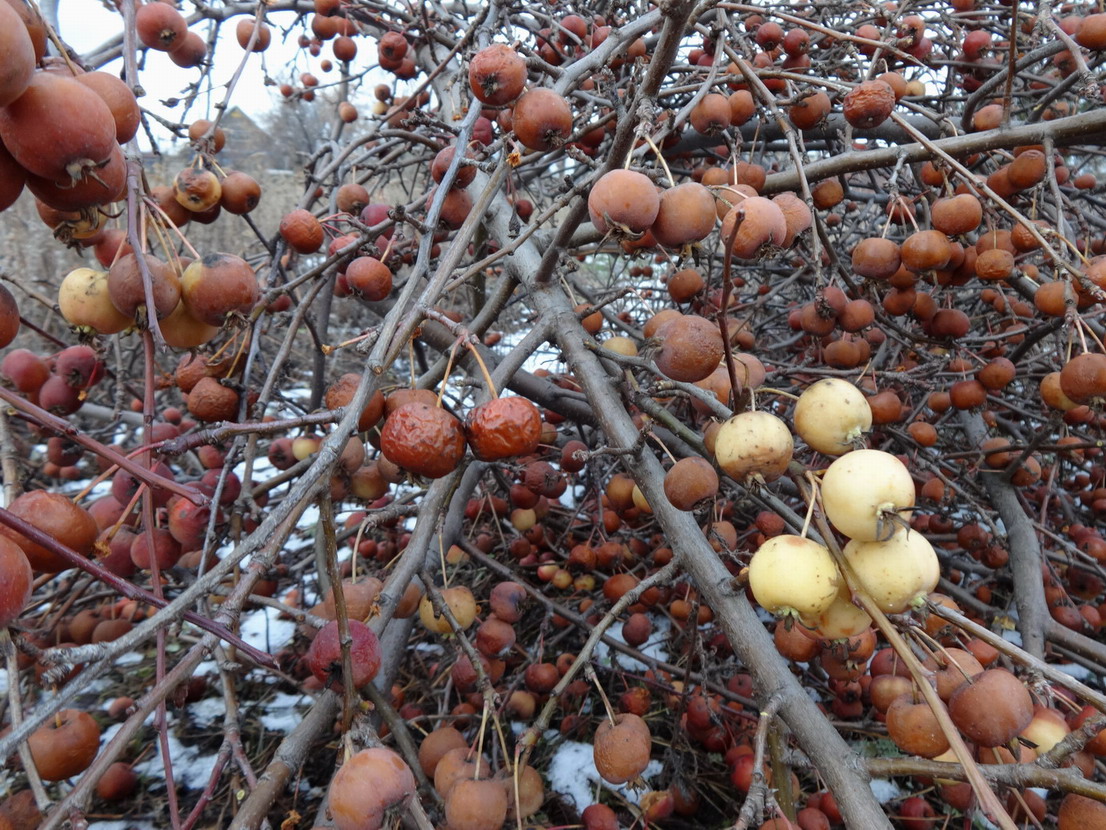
762,109,1106,194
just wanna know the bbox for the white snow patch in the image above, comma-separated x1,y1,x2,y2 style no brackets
88,822,157,830
238,606,297,654
0,668,7,696
187,696,228,728
117,650,144,665
133,731,219,790
869,778,902,803
755,607,776,624
594,614,671,673
1001,629,1023,646
259,692,310,731
545,739,663,812
1053,663,1094,681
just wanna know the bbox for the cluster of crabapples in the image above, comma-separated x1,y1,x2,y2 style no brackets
702,378,939,646
687,379,1106,823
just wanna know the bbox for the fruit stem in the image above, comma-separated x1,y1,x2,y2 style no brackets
758,387,800,402
647,429,678,465
474,698,490,778
437,536,449,590
585,665,618,727
463,340,498,399
38,11,82,77
143,197,203,260
800,472,819,540
436,339,462,408
641,134,676,188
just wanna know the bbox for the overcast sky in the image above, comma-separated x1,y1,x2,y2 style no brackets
58,2,308,132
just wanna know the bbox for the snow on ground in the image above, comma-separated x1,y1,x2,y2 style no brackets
132,730,220,791
594,614,672,674
237,605,298,655
1002,629,1024,647
258,692,312,732
545,736,664,812
1053,662,1095,681
186,696,228,729
869,778,902,803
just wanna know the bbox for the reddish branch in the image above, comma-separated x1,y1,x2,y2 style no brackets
0,386,208,505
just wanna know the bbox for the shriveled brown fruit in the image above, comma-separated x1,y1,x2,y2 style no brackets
1058,793,1106,829
901,230,951,271
335,183,369,214
95,762,138,802
922,647,984,700
445,777,509,830
417,727,468,777
948,668,1033,747
975,248,1014,280
772,192,813,246
931,193,982,235
169,31,207,67
1059,353,1106,404
434,746,492,797
0,73,117,183
108,253,181,319
464,396,542,461
181,253,259,325
0,0,33,107
500,762,544,819
512,88,572,151
842,80,896,128
380,402,466,479
0,536,32,627
74,71,141,143
489,581,528,622
851,237,901,279
651,182,716,247
187,119,226,152
280,209,322,255
588,169,660,236
886,694,950,758
663,456,719,510
328,747,417,830
187,376,240,422
469,44,527,106
653,314,724,383
345,257,393,301
593,712,652,784
690,93,731,135
324,373,385,431
0,491,98,573
1007,149,1047,189
431,145,477,189
135,1,186,51
667,268,705,303
721,197,787,258
219,171,262,214
788,91,831,130
28,709,100,781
